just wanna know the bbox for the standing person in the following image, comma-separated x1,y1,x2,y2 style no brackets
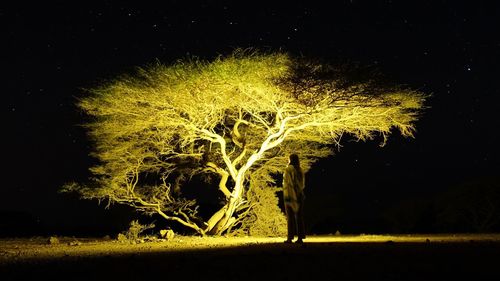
282,153,306,244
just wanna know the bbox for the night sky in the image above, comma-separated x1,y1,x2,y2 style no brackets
3,1,500,237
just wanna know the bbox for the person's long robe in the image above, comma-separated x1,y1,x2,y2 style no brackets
282,165,305,213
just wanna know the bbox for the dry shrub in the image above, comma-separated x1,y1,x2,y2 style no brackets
232,183,286,237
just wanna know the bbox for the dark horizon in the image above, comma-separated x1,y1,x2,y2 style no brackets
3,1,499,238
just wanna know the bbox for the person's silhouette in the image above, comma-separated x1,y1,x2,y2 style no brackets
282,153,306,244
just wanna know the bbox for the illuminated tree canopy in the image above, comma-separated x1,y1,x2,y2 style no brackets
63,49,428,236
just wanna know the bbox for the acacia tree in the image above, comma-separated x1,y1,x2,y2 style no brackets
63,50,427,236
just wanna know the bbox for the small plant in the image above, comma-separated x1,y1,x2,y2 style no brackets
119,220,155,242
48,236,59,245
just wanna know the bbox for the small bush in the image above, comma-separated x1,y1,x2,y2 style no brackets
232,183,287,237
48,236,59,245
119,220,155,242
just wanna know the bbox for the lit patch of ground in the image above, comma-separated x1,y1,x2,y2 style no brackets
1,233,500,263
2,234,500,280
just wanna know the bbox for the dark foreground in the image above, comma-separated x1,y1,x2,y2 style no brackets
1,236,500,281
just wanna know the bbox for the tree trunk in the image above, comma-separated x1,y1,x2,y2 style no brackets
205,178,244,235
204,153,258,235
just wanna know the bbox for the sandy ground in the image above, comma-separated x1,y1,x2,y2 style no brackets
1,234,500,280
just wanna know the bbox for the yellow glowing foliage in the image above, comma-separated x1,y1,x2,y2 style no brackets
66,49,428,236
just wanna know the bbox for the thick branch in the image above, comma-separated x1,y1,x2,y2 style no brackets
199,128,238,180
232,119,246,148
205,162,232,198
232,148,247,168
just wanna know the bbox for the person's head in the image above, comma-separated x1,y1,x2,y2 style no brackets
289,153,300,168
